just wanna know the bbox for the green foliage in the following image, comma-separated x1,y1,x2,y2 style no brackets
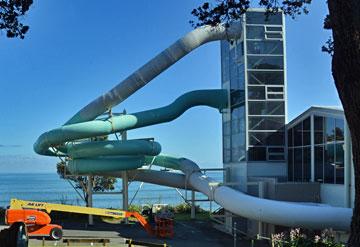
128,204,142,213
190,0,312,28
0,0,33,39
271,228,344,247
168,203,204,214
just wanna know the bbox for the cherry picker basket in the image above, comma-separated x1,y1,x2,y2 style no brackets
154,216,174,238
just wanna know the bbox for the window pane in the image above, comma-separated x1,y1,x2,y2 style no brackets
246,12,282,25
314,116,324,144
248,147,266,161
230,89,245,108
247,55,284,70
248,71,284,85
335,119,344,141
294,123,302,147
249,131,284,146
294,148,302,182
303,117,311,146
268,154,285,161
266,33,282,39
249,116,285,131
335,143,344,184
248,101,285,115
287,128,293,147
224,148,231,163
288,148,294,181
325,118,335,143
246,26,264,39
303,147,311,182
267,94,283,99
266,26,282,31
315,146,324,183
324,144,335,183
247,40,283,54
267,86,283,92
248,86,265,99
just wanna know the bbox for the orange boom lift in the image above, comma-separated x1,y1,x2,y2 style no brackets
5,199,153,240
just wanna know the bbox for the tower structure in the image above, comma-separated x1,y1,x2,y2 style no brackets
221,9,287,191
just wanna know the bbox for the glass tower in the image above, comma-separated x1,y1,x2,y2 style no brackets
221,10,287,189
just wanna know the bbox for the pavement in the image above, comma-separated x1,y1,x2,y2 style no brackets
1,219,265,246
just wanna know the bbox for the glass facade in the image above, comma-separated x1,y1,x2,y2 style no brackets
221,10,286,164
287,114,345,184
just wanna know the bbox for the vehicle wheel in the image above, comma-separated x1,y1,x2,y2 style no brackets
49,227,62,240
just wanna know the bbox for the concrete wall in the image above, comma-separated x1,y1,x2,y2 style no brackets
320,184,345,207
247,162,287,178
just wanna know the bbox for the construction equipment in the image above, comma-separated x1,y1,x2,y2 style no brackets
6,199,153,240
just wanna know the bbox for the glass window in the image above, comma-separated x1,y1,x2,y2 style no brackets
303,117,311,146
335,143,344,184
267,86,283,92
246,12,282,25
335,119,344,141
268,154,285,161
326,118,335,143
315,146,324,183
266,26,282,31
247,40,283,55
314,116,324,144
265,33,282,39
223,121,231,136
249,116,285,131
248,86,265,99
287,128,293,147
248,101,285,115
248,71,284,85
303,147,311,182
267,94,283,99
246,26,264,39
293,123,302,147
324,144,335,183
249,131,284,146
248,147,266,161
230,89,245,108
288,148,294,181
247,55,284,70
223,148,231,163
294,148,302,182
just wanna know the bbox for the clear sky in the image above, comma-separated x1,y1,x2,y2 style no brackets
0,1,341,173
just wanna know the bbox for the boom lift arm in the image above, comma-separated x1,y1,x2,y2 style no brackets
7,199,153,239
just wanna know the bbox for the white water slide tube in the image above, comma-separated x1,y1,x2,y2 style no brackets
125,157,352,231
45,21,352,231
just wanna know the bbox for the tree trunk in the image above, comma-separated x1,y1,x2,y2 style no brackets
327,1,360,246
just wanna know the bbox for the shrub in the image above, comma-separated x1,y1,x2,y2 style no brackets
271,228,345,247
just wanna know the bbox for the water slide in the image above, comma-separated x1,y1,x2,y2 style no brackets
34,22,352,231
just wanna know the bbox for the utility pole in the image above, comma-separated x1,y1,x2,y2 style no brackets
87,176,94,225
121,109,129,224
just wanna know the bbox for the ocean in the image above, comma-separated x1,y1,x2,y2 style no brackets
0,172,223,210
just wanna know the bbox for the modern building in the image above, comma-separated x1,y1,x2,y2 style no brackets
220,9,354,236
287,106,354,208
221,9,287,191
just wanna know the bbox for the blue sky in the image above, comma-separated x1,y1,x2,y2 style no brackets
0,1,340,173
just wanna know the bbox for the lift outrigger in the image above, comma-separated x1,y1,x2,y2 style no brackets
5,198,153,240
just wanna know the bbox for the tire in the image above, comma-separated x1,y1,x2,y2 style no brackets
49,227,62,240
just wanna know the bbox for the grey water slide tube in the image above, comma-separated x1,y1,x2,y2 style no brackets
35,22,353,231
65,22,242,125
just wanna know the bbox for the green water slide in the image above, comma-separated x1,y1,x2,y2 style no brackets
34,21,352,231
34,89,228,173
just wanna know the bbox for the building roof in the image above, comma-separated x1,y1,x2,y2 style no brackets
287,106,344,129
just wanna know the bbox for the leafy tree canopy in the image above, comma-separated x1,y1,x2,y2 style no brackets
0,0,33,39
